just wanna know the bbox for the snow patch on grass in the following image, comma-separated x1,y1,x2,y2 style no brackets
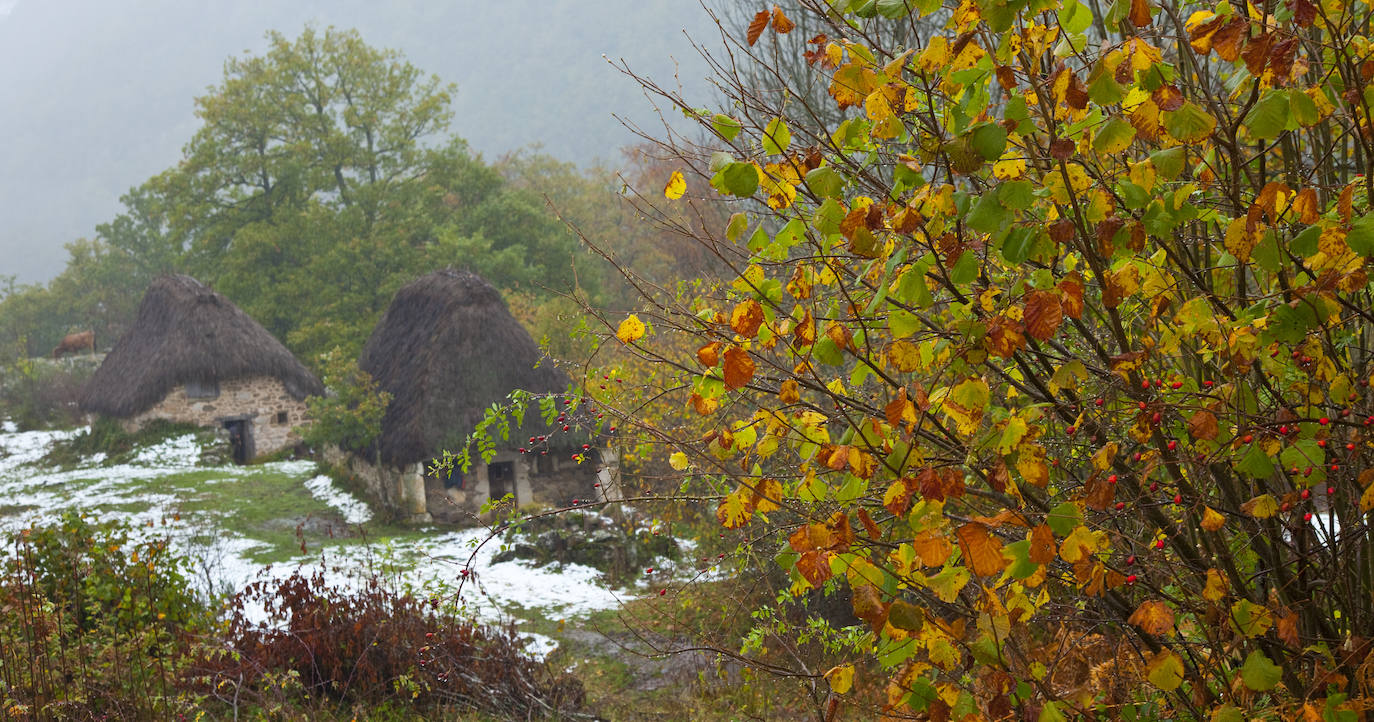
304,474,373,524
132,433,203,467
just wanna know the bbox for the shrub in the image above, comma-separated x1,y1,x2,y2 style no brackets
196,570,588,719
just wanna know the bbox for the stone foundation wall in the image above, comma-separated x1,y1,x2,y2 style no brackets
329,445,620,525
122,376,311,458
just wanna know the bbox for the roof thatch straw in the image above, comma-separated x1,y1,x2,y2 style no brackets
359,269,571,467
80,275,324,417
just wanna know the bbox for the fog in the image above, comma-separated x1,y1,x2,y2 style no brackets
0,0,717,284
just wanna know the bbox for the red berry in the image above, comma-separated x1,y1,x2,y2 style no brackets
1347,443,1356,450
1304,512,1313,522
1243,434,1254,443
1126,555,1136,565
1108,474,1119,483
1154,539,1165,549
659,589,667,596
1167,440,1177,450
1171,381,1183,389
1152,412,1162,424
1155,380,1164,388
1150,482,1159,492
1331,464,1340,471
1318,440,1327,448
582,444,590,450
1066,426,1077,435
1301,489,1310,499
562,424,570,431
1141,379,1151,389
609,425,617,432
1203,380,1214,387
1281,502,1292,512
1304,466,1313,476
1133,452,1143,462
1328,486,1336,494
1173,493,1182,504
1320,417,1331,425
645,568,654,574
1115,501,1126,510
1127,574,1138,585
1096,398,1104,406
1138,401,1147,410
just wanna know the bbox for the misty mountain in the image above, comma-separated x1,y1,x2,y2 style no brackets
0,0,720,284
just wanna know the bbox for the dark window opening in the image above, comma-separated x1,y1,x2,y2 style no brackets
275,411,288,424
444,466,464,489
536,454,554,474
186,379,219,399
488,462,515,502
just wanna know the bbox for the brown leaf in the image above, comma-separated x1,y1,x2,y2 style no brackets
986,316,1027,358
1129,0,1153,27
1049,138,1075,160
1083,472,1116,511
1188,409,1219,440
827,322,854,352
1152,85,1184,112
1212,18,1247,62
885,387,917,430
883,478,914,516
995,65,1017,90
797,550,832,585
1058,272,1085,319
1268,37,1298,81
1023,290,1064,341
1129,599,1175,636
1339,184,1355,222
956,522,1008,577
1243,32,1274,76
723,346,755,389
1277,610,1301,648
697,341,722,367
730,299,765,338
851,583,889,628
827,511,855,551
1291,0,1316,27
1254,181,1291,223
857,508,881,539
1066,72,1089,110
1189,15,1226,54
1097,216,1125,255
1029,524,1056,565
1049,218,1077,244
746,9,770,46
770,5,796,33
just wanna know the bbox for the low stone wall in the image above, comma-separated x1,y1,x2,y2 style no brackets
122,375,310,458
327,444,622,525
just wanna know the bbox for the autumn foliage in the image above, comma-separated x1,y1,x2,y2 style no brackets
607,0,1374,717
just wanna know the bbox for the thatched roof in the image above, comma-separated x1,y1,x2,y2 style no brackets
359,269,571,467
80,275,324,417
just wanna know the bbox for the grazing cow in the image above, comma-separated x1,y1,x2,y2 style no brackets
52,330,95,358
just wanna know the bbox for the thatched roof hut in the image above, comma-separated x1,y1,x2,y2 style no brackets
80,275,324,418
359,269,570,467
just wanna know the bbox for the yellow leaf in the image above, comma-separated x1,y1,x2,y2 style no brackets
1241,494,1279,519
1203,568,1229,602
1201,506,1225,531
1360,482,1374,512
664,170,686,200
1129,599,1175,636
616,314,646,343
825,664,855,694
751,477,782,513
1146,649,1185,691
888,340,923,372
669,452,689,471
1059,525,1102,563
716,488,753,528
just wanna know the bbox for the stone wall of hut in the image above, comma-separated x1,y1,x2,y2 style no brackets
326,445,622,525
121,376,310,458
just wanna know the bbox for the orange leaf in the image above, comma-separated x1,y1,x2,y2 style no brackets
851,583,889,628
1028,524,1056,565
690,393,718,416
796,550,832,585
955,522,1007,577
730,299,765,338
746,9,769,46
1129,599,1175,636
1058,273,1085,319
723,346,756,389
1129,0,1153,26
1212,18,1247,62
1293,188,1320,224
1188,410,1219,440
697,341,722,367
1023,290,1063,341
770,5,796,33
883,478,914,516
1277,609,1300,648
779,378,800,403
857,508,881,539
885,388,917,430
986,316,1027,358
912,530,953,567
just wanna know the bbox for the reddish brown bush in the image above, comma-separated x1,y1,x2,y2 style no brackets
195,570,587,719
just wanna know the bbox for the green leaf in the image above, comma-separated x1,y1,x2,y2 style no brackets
969,122,1008,161
1230,598,1273,637
1347,213,1374,257
1150,147,1186,180
1058,0,1094,34
1163,101,1216,143
967,192,1008,233
718,162,759,197
1003,539,1039,579
876,0,915,17
806,167,845,199
1000,226,1037,265
1234,443,1275,479
1266,301,1320,345
763,117,792,155
1088,70,1125,106
1244,91,1292,140
1210,705,1245,722
1093,117,1137,155
1291,225,1322,257
726,213,749,241
997,181,1035,210
1047,502,1082,537
712,114,742,141
1290,89,1320,127
1239,650,1282,691
1038,701,1069,722
950,250,978,285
